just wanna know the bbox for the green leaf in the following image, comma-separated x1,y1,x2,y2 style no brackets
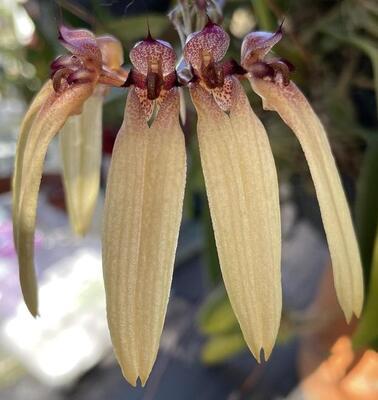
250,0,275,31
323,31,378,118
353,227,378,349
202,198,222,284
198,286,297,341
356,139,378,282
183,132,205,219
198,287,239,335
201,332,246,365
347,36,378,117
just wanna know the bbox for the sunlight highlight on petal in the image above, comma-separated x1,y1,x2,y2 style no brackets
15,83,94,316
190,78,282,361
102,88,186,385
250,77,364,321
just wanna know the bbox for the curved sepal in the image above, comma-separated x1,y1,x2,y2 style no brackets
14,83,94,316
250,77,364,321
58,25,101,68
13,80,54,249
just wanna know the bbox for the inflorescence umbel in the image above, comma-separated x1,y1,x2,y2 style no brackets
13,10,363,387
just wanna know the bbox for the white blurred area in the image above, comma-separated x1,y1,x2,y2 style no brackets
0,190,111,388
1,248,111,387
0,0,36,86
229,7,255,39
0,0,35,46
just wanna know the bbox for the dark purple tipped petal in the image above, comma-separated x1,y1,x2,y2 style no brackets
129,38,176,77
241,28,283,69
58,25,102,68
183,22,230,72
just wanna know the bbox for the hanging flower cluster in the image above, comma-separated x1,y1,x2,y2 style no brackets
13,13,363,387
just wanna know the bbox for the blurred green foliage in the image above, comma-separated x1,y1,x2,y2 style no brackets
354,228,378,349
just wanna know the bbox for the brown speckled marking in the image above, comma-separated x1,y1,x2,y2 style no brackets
183,22,230,73
212,76,234,112
128,37,179,121
130,39,176,77
134,87,154,120
249,77,304,112
59,26,102,70
153,88,180,128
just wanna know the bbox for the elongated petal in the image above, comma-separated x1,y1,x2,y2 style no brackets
102,88,186,385
250,77,364,320
15,83,94,316
12,80,54,248
60,91,103,235
190,78,281,361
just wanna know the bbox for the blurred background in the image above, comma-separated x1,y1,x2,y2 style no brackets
0,0,377,399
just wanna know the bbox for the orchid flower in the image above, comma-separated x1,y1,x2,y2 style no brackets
13,19,364,388
59,35,125,236
12,26,125,317
102,34,187,385
240,28,364,322
184,21,282,362
102,21,363,385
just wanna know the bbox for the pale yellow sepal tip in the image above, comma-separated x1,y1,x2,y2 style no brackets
118,372,148,388
117,359,150,387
